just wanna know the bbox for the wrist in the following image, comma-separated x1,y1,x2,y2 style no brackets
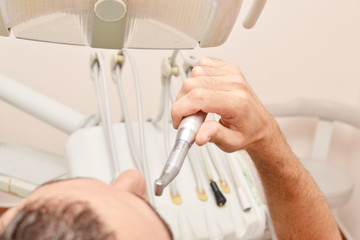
246,116,283,154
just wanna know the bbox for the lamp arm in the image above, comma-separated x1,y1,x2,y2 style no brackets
243,0,268,29
0,73,95,134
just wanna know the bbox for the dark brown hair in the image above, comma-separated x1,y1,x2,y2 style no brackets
0,199,115,240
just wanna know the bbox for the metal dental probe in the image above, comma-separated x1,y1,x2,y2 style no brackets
154,111,207,196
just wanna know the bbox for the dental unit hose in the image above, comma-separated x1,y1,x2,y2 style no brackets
154,111,207,196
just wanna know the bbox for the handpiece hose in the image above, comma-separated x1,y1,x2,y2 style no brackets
154,112,207,196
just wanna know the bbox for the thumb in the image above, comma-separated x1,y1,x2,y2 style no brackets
195,121,244,152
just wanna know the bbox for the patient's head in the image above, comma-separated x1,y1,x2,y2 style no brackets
0,200,115,240
0,170,172,240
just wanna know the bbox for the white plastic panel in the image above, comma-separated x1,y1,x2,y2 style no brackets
3,0,95,45
124,0,213,48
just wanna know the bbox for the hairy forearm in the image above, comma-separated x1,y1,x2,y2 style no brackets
246,120,341,240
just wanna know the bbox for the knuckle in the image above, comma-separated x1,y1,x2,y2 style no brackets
225,61,242,74
233,91,250,108
182,78,196,93
197,57,223,67
197,58,211,66
191,66,205,77
189,88,204,101
231,79,247,90
222,63,245,78
232,91,243,103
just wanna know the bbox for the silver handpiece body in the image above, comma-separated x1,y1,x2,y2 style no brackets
154,112,207,196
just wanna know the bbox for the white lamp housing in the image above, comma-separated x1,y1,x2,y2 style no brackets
0,0,267,49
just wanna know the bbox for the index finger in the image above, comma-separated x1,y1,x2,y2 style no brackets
196,57,225,67
171,88,239,129
192,58,243,77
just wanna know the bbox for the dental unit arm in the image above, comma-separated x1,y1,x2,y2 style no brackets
154,111,207,196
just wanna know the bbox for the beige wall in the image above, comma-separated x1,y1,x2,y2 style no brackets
1,0,360,237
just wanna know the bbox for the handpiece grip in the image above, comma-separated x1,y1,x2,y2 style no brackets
178,111,207,135
154,111,207,196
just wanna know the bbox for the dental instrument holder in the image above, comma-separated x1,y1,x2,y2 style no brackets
154,112,207,196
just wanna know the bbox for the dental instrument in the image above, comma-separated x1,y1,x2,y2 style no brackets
200,146,227,207
205,114,231,194
187,151,208,201
162,53,182,204
225,153,251,212
206,144,231,194
156,50,209,202
177,55,232,201
154,111,207,196
148,51,183,203
164,51,209,201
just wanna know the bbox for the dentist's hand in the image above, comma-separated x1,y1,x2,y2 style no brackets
172,58,342,239
171,58,277,152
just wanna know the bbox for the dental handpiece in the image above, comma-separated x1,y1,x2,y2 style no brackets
154,111,207,196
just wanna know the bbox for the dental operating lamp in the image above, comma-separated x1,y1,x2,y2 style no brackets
0,0,267,49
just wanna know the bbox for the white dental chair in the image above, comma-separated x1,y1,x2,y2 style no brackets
266,99,358,240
